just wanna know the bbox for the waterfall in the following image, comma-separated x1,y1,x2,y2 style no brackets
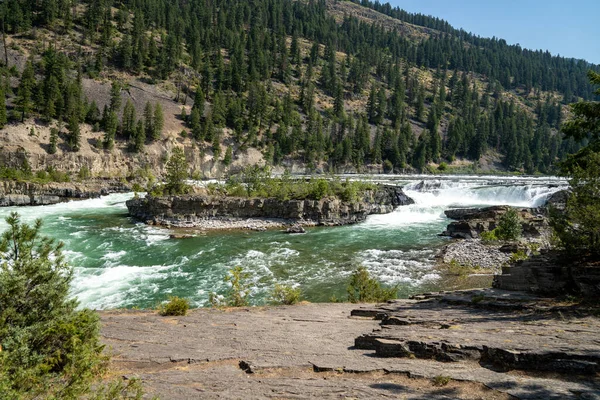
363,176,567,228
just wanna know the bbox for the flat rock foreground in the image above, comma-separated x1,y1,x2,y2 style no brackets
100,289,600,400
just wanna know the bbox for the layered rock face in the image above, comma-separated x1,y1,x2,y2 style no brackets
494,250,600,296
441,205,548,239
126,185,414,227
0,180,130,206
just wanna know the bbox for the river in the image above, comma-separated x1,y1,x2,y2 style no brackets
0,175,567,309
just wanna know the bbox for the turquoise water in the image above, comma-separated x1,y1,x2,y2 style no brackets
0,175,567,309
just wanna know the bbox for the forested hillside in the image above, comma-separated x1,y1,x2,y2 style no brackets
0,0,596,179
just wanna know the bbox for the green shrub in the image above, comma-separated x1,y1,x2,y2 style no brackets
210,266,252,307
382,159,394,173
78,165,92,180
270,284,302,305
158,296,190,316
215,167,376,202
432,375,451,387
496,208,522,240
88,378,144,400
437,162,448,172
310,178,330,199
480,229,498,243
347,266,397,303
509,249,529,263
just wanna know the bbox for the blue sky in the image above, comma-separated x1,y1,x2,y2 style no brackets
387,0,600,64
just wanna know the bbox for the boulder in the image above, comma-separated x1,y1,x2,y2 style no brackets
286,224,306,234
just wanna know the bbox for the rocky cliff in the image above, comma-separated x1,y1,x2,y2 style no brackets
126,185,414,228
0,180,131,206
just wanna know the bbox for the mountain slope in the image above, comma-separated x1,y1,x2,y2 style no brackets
0,0,595,181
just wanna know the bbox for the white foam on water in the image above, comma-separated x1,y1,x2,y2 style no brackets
363,176,567,230
143,225,171,246
63,249,86,262
359,248,440,286
0,193,135,230
101,250,127,261
71,259,190,309
364,204,446,228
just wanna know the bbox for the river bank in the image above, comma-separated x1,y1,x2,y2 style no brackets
0,179,131,206
100,288,600,399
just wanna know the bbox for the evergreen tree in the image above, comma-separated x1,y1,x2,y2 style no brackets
153,103,164,140
223,146,233,166
122,99,136,139
193,86,205,117
109,81,121,113
415,85,425,122
165,147,189,194
16,61,35,122
103,111,118,150
0,213,107,398
333,82,344,119
48,128,58,154
131,119,145,153
144,101,154,140
67,115,80,152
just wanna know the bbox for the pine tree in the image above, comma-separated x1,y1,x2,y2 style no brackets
16,61,35,122
223,146,233,166
212,134,221,160
109,81,121,113
165,147,189,194
67,115,80,152
48,128,58,154
333,82,344,119
152,103,164,141
193,86,205,117
0,213,107,398
190,108,202,140
131,120,145,153
415,85,425,122
122,99,136,139
103,111,118,150
367,86,377,124
144,101,154,140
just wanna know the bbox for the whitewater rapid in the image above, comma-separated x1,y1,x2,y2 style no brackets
0,176,568,309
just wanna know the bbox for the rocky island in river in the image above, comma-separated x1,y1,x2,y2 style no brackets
126,183,415,230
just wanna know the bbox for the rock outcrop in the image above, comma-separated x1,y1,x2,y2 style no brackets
126,185,414,228
493,250,600,296
0,180,130,206
441,205,547,239
352,289,600,378
100,289,600,400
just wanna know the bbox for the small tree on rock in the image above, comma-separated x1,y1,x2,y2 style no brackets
496,208,522,241
164,147,189,194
